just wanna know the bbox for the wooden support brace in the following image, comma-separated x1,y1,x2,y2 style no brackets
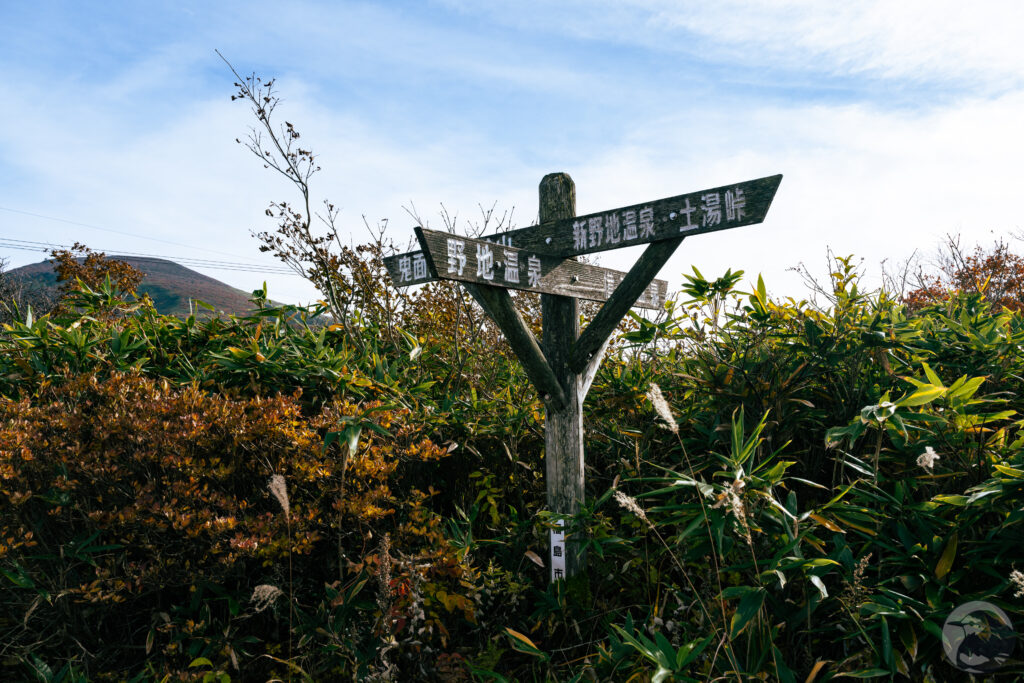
463,282,568,411
568,237,685,374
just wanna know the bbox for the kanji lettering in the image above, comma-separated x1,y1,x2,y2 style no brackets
412,253,428,280
639,207,655,239
398,255,412,282
623,210,638,241
572,220,588,251
446,239,466,275
701,193,721,226
605,212,621,244
476,243,494,280
725,187,746,221
503,249,519,283
527,255,542,287
677,198,696,233
648,281,660,305
588,217,603,248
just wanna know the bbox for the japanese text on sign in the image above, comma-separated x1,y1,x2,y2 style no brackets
550,519,566,582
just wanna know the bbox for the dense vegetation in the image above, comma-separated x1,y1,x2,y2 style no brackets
2,242,1024,682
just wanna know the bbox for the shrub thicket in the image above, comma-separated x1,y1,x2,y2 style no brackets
2,249,1024,681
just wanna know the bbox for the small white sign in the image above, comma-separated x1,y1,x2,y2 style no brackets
550,518,566,582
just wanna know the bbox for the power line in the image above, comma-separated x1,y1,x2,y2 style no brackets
0,205,275,265
0,237,296,273
0,238,302,276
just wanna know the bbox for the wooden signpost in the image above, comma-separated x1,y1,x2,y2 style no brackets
413,227,668,309
386,173,782,580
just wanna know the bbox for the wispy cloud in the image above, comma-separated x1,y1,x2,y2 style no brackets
441,0,1024,94
3,0,1023,307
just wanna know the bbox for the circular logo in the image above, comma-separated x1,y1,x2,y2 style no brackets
942,601,1016,673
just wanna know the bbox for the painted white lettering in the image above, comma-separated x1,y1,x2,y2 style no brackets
476,243,495,280
588,217,603,248
527,255,542,287
572,220,588,251
623,210,638,241
447,239,466,275
678,198,696,232
701,193,722,227
639,207,655,239
504,249,519,283
725,187,746,221
605,213,621,245
412,253,428,280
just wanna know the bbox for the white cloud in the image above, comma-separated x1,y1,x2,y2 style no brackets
573,90,1024,298
651,1,1024,87
5,1,1023,310
443,0,1024,91
0,67,541,305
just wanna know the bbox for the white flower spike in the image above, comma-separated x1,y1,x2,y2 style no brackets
916,446,939,471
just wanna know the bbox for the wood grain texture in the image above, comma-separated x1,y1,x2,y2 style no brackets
496,173,781,257
569,237,685,374
383,250,435,287
463,282,567,411
539,172,587,579
384,173,782,285
413,227,667,310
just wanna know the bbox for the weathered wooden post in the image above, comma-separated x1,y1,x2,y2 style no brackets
538,173,586,577
384,171,783,582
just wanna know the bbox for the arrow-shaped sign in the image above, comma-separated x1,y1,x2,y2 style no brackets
413,227,667,310
384,174,782,288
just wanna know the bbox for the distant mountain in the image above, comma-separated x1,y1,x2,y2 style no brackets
8,257,276,317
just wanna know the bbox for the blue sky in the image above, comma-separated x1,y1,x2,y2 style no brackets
3,1,1023,305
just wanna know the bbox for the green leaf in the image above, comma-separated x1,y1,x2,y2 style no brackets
947,375,984,401
192,299,216,311
921,363,944,389
835,670,894,678
2,568,35,589
934,531,957,579
503,628,548,661
932,494,969,506
729,587,765,638
720,585,758,600
895,385,945,407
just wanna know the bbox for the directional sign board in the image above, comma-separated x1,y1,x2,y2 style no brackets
383,174,782,288
385,250,434,286
497,174,782,258
381,171,782,581
413,227,667,310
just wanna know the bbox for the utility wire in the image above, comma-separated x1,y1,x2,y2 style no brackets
0,205,276,265
0,240,296,274
0,237,295,273
0,238,301,276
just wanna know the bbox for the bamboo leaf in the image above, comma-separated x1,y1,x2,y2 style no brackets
895,385,945,407
729,587,765,638
935,531,958,579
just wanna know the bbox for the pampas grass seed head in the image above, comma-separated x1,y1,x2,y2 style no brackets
268,474,290,516
646,384,678,434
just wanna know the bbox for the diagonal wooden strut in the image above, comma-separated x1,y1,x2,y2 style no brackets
568,237,685,374
463,282,568,411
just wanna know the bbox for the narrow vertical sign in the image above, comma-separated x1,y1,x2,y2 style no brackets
550,518,566,582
